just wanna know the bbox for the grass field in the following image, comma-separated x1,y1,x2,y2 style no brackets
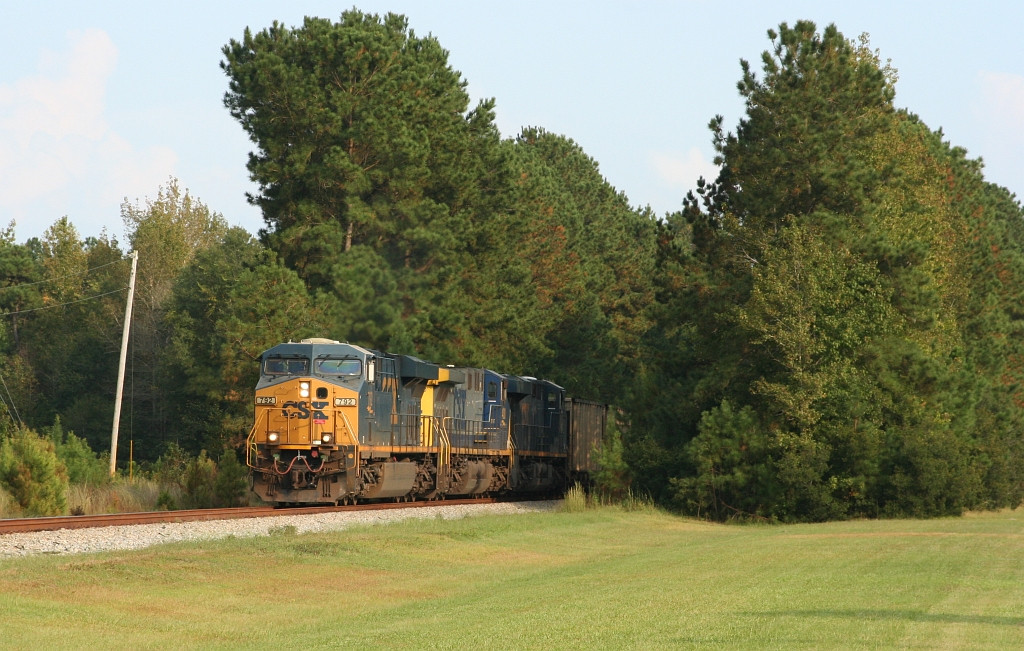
1,505,1023,649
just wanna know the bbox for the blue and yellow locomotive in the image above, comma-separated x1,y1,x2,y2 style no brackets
246,338,606,505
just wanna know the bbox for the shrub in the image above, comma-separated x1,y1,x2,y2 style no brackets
153,445,250,509
214,448,248,507
155,490,178,511
593,420,630,499
673,400,771,520
0,429,68,516
45,417,108,485
151,442,192,488
183,450,217,509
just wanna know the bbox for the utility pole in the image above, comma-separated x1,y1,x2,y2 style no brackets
109,251,138,478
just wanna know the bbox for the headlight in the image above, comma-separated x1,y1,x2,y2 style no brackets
300,381,310,398
268,432,279,443
322,433,332,443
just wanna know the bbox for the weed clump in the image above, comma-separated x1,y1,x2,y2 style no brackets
562,482,588,512
561,482,657,513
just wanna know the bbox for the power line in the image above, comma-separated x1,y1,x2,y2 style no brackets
1,287,128,317
0,371,24,430
0,257,128,293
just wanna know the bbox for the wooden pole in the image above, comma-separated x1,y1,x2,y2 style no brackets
109,251,138,478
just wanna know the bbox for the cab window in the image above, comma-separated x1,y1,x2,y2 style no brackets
264,357,309,376
317,358,362,377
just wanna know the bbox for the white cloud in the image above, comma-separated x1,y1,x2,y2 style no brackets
0,29,177,242
650,147,719,192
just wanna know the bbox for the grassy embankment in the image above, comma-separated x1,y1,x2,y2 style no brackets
1,503,1023,649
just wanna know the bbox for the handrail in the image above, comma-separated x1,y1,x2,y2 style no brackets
508,428,515,471
336,409,357,447
511,423,558,453
437,419,451,492
245,409,268,469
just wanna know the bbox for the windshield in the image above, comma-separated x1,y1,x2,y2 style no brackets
316,358,362,377
263,357,309,376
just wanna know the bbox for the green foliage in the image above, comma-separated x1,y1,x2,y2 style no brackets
0,401,19,440
154,490,178,511
7,220,129,453
214,448,248,507
121,178,229,455
632,20,1024,521
162,229,330,452
45,417,108,485
495,129,657,398
592,420,630,499
222,10,510,359
182,450,217,509
150,442,192,486
0,428,68,516
154,446,247,509
672,400,771,520
0,221,43,357
714,22,896,229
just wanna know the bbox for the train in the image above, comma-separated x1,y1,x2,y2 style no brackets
245,338,606,505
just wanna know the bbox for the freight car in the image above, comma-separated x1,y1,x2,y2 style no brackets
245,338,606,505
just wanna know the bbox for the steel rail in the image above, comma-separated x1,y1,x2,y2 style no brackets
0,497,499,535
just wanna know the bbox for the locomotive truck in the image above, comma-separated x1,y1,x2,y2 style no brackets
246,338,606,505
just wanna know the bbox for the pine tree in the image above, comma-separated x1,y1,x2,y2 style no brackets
222,11,508,353
637,22,1016,520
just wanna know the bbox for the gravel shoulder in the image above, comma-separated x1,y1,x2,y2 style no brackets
0,501,559,559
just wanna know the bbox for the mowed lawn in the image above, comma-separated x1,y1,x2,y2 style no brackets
1,507,1023,649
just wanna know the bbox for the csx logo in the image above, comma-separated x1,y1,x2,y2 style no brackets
281,401,329,421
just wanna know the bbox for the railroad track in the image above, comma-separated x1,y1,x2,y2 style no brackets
0,498,498,535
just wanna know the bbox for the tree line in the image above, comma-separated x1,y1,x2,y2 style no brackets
1,13,1021,521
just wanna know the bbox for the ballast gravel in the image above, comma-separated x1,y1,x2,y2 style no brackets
0,501,558,559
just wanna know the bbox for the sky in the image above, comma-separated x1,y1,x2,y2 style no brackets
2,1,1023,246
